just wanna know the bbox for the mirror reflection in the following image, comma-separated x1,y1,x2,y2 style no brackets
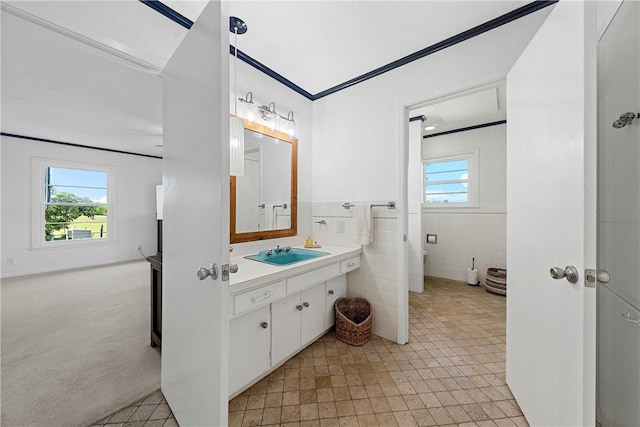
236,130,291,232
230,120,297,243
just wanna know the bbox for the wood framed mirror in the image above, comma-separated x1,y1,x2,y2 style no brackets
230,118,298,243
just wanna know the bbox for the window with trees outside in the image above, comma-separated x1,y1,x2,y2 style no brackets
36,162,113,244
423,151,478,207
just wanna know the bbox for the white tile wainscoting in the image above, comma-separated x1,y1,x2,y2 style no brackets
312,202,399,343
422,208,506,284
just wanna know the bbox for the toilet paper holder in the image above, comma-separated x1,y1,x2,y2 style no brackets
426,234,438,244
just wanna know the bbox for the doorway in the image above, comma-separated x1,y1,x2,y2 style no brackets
406,81,508,297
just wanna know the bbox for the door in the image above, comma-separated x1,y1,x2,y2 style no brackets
236,153,261,233
506,2,596,425
161,3,230,426
325,275,347,329
229,306,271,397
596,1,640,425
271,292,302,365
300,283,326,346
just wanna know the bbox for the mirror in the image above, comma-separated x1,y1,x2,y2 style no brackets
230,118,298,243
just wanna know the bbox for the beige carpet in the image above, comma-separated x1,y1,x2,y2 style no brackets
1,261,161,427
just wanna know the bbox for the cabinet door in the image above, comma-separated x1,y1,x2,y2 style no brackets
300,283,327,346
229,305,271,396
271,293,302,366
325,275,347,329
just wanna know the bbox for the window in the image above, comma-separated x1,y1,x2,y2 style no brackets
32,159,114,246
423,151,478,207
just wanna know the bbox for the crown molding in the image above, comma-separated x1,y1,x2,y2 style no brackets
2,2,163,75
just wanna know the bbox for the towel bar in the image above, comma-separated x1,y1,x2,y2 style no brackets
342,202,395,209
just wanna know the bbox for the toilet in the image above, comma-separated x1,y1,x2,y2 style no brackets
423,250,428,273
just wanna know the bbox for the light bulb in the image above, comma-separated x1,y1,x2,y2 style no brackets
245,102,256,123
269,113,279,131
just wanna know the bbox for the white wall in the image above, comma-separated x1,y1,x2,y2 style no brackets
1,136,162,277
311,11,548,343
422,124,507,283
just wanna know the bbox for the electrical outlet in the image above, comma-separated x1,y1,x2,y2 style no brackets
337,220,345,234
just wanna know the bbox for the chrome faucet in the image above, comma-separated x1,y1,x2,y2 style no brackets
274,245,283,254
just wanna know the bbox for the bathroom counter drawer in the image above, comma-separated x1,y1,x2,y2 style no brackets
233,280,285,315
287,263,341,294
340,256,360,274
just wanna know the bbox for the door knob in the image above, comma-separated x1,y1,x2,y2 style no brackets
296,304,303,311
197,263,218,280
621,312,640,326
303,302,310,308
229,262,239,273
260,321,269,329
612,112,638,129
550,265,579,284
328,290,334,295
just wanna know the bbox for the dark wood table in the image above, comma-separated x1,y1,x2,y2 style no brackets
148,254,162,348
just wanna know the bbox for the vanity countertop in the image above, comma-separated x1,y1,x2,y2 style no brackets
229,244,361,294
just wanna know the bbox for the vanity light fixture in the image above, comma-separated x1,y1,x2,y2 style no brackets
240,91,257,123
230,16,247,177
238,93,296,137
260,102,279,131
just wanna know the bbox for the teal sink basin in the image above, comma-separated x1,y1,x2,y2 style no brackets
245,248,329,266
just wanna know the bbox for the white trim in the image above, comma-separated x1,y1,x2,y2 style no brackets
396,104,409,345
1,2,162,75
422,149,479,208
31,157,117,250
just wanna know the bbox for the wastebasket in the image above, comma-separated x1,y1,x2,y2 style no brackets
486,268,507,296
334,297,372,346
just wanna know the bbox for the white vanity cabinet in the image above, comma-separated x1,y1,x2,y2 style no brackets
271,282,326,366
228,249,361,397
229,305,271,396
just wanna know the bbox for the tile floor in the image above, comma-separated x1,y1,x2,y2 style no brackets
89,390,177,427
92,277,527,427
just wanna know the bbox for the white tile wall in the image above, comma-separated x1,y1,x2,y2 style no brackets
312,202,398,342
422,207,506,284
420,123,507,286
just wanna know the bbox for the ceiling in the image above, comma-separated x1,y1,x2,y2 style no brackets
412,83,507,137
0,1,553,156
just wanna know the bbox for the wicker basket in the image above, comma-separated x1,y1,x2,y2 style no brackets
334,297,372,346
486,268,507,296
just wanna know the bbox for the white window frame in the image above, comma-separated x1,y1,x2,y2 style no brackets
422,149,479,208
31,158,117,249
